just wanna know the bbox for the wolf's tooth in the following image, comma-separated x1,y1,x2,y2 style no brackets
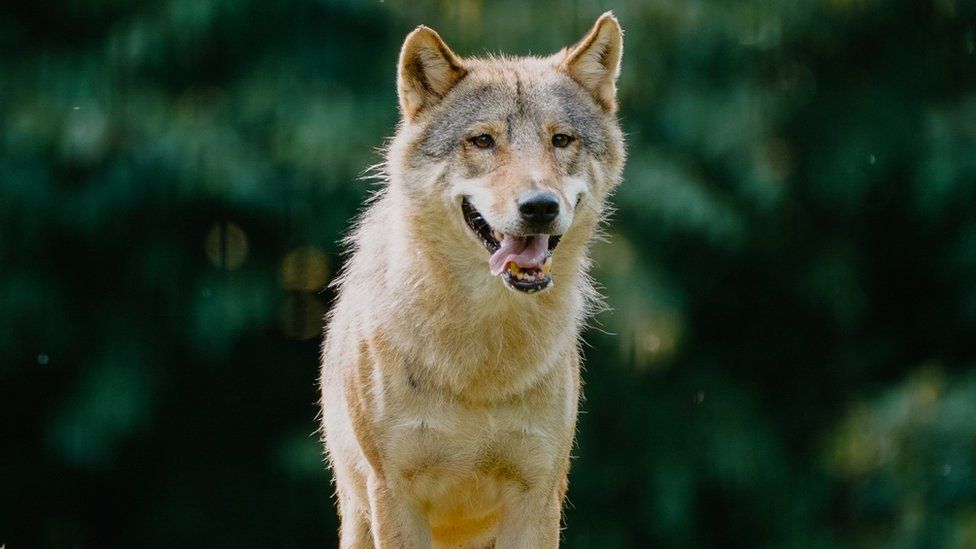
541,259,553,276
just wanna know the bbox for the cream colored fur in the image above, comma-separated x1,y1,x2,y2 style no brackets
320,13,624,549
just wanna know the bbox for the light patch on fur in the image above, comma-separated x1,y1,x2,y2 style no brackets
451,177,499,226
562,175,589,209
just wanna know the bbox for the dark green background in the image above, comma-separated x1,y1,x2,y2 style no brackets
2,0,976,547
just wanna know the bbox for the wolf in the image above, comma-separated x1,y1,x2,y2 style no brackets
319,12,625,548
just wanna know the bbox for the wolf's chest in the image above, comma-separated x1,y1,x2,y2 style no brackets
380,392,564,511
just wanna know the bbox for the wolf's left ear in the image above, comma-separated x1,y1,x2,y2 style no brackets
398,26,467,120
559,12,623,113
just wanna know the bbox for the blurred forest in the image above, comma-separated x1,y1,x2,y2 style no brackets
2,0,976,547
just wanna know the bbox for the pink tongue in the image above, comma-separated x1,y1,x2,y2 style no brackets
489,234,550,276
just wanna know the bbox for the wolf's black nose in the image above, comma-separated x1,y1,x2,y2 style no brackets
517,190,560,224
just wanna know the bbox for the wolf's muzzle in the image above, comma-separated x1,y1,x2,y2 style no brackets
462,198,562,294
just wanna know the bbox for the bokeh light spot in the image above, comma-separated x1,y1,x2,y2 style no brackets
631,313,683,370
204,221,249,270
279,294,326,340
280,245,330,292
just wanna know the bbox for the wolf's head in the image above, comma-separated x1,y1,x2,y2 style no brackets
387,13,625,295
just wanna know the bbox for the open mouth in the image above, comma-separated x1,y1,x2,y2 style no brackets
462,199,561,293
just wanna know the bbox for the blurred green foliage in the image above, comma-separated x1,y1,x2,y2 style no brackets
2,0,975,547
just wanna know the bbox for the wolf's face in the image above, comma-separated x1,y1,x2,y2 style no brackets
391,15,624,294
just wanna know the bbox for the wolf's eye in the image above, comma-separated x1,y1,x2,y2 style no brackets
552,134,574,148
470,134,495,149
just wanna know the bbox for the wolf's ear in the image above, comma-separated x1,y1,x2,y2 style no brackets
559,12,623,112
397,26,467,120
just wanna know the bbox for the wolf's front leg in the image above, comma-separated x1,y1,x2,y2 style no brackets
336,491,373,549
494,488,563,549
367,476,432,549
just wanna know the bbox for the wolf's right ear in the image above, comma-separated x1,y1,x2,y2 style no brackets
397,26,467,121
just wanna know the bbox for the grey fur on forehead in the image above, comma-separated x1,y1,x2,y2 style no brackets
416,63,610,158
